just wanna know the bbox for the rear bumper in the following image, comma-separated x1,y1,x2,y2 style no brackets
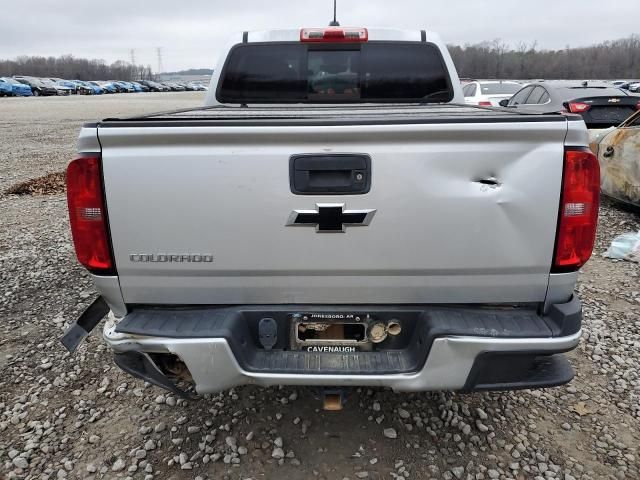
101,298,582,394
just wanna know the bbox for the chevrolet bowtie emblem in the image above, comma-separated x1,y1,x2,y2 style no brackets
287,203,376,233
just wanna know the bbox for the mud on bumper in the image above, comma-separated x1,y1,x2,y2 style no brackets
97,298,582,394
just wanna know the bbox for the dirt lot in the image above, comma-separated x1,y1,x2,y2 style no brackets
1,93,639,480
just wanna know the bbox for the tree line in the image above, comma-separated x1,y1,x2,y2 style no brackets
0,55,154,81
1,35,639,81
449,35,640,80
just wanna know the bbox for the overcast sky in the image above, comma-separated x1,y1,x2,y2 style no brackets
3,1,638,72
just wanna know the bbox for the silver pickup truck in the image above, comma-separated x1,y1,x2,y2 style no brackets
62,27,600,399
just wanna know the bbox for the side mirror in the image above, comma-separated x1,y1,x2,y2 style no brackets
499,99,510,107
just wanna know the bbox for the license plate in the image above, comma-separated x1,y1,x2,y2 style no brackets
290,312,372,352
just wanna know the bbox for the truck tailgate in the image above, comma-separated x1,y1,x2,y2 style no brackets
98,114,567,305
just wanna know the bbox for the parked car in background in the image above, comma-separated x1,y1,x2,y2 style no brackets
137,80,162,92
629,82,640,93
463,80,522,106
120,81,138,92
612,80,630,89
111,81,134,93
51,79,93,95
1,77,34,96
104,81,124,93
503,81,640,130
137,80,153,91
590,110,640,208
92,81,117,93
14,76,58,96
41,79,72,96
163,82,185,91
130,81,148,92
0,78,13,96
49,78,78,94
76,80,103,94
69,80,94,95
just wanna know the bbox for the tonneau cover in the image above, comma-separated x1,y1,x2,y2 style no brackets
99,104,571,126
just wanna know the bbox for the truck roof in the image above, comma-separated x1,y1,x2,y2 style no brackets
204,27,465,106
243,27,436,43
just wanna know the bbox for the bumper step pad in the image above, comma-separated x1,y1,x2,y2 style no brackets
463,353,575,391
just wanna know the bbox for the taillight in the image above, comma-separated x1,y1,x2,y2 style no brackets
568,102,591,113
635,101,640,110
66,155,114,274
478,101,492,106
552,148,600,272
300,27,368,42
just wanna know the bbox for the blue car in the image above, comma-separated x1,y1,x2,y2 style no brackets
49,78,80,93
52,79,93,95
91,81,117,93
111,81,134,93
71,80,102,95
0,78,11,96
77,80,104,95
0,77,33,96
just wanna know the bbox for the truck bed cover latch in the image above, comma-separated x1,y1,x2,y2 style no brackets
60,296,110,354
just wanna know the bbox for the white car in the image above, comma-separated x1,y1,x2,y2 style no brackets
463,80,522,106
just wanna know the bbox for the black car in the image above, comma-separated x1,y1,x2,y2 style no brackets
502,81,640,128
162,82,185,92
176,82,193,91
138,80,166,92
14,76,58,96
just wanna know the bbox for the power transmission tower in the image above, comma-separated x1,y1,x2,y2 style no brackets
130,49,136,65
156,47,164,74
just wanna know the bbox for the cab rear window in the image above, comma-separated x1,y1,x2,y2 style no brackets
217,42,453,103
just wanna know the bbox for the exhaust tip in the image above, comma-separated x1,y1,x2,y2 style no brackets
369,322,387,343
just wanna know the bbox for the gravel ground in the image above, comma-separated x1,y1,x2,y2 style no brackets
1,93,639,480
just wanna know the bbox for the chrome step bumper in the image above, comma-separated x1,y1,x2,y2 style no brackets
103,311,581,393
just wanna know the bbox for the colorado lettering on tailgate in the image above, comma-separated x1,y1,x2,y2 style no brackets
129,254,214,263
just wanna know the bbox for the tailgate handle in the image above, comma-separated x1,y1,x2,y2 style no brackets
290,154,371,195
